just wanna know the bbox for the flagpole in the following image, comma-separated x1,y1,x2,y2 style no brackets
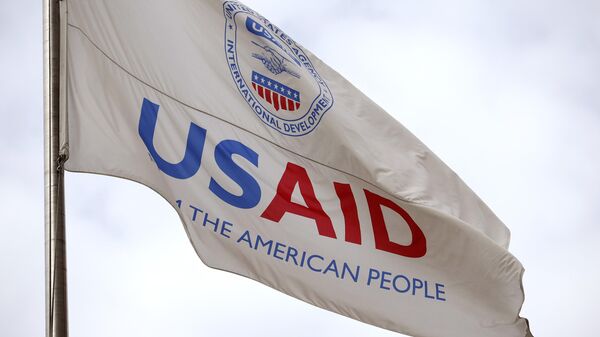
44,0,69,336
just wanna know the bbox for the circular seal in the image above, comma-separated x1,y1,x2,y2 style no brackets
223,1,333,136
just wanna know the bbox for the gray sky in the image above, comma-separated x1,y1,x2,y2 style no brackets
2,0,599,336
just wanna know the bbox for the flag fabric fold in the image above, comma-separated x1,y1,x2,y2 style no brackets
63,0,531,336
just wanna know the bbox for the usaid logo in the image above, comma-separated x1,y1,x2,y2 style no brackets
223,2,334,136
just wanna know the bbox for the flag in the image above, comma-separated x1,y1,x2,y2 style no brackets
62,0,531,336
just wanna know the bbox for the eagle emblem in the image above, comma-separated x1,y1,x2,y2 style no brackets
224,3,334,136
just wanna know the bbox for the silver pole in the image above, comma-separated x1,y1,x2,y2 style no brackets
44,0,69,336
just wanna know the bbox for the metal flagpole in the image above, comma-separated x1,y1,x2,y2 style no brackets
44,0,69,336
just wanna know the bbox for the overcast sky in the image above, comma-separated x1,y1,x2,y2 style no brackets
1,0,599,336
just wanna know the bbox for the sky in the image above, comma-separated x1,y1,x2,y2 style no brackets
1,0,599,336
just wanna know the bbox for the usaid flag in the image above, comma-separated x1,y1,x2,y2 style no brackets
62,0,532,336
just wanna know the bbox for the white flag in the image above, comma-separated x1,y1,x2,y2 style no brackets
62,0,531,336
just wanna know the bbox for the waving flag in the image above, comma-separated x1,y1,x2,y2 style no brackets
62,0,532,336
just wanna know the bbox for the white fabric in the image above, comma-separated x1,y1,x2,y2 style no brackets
63,1,531,336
